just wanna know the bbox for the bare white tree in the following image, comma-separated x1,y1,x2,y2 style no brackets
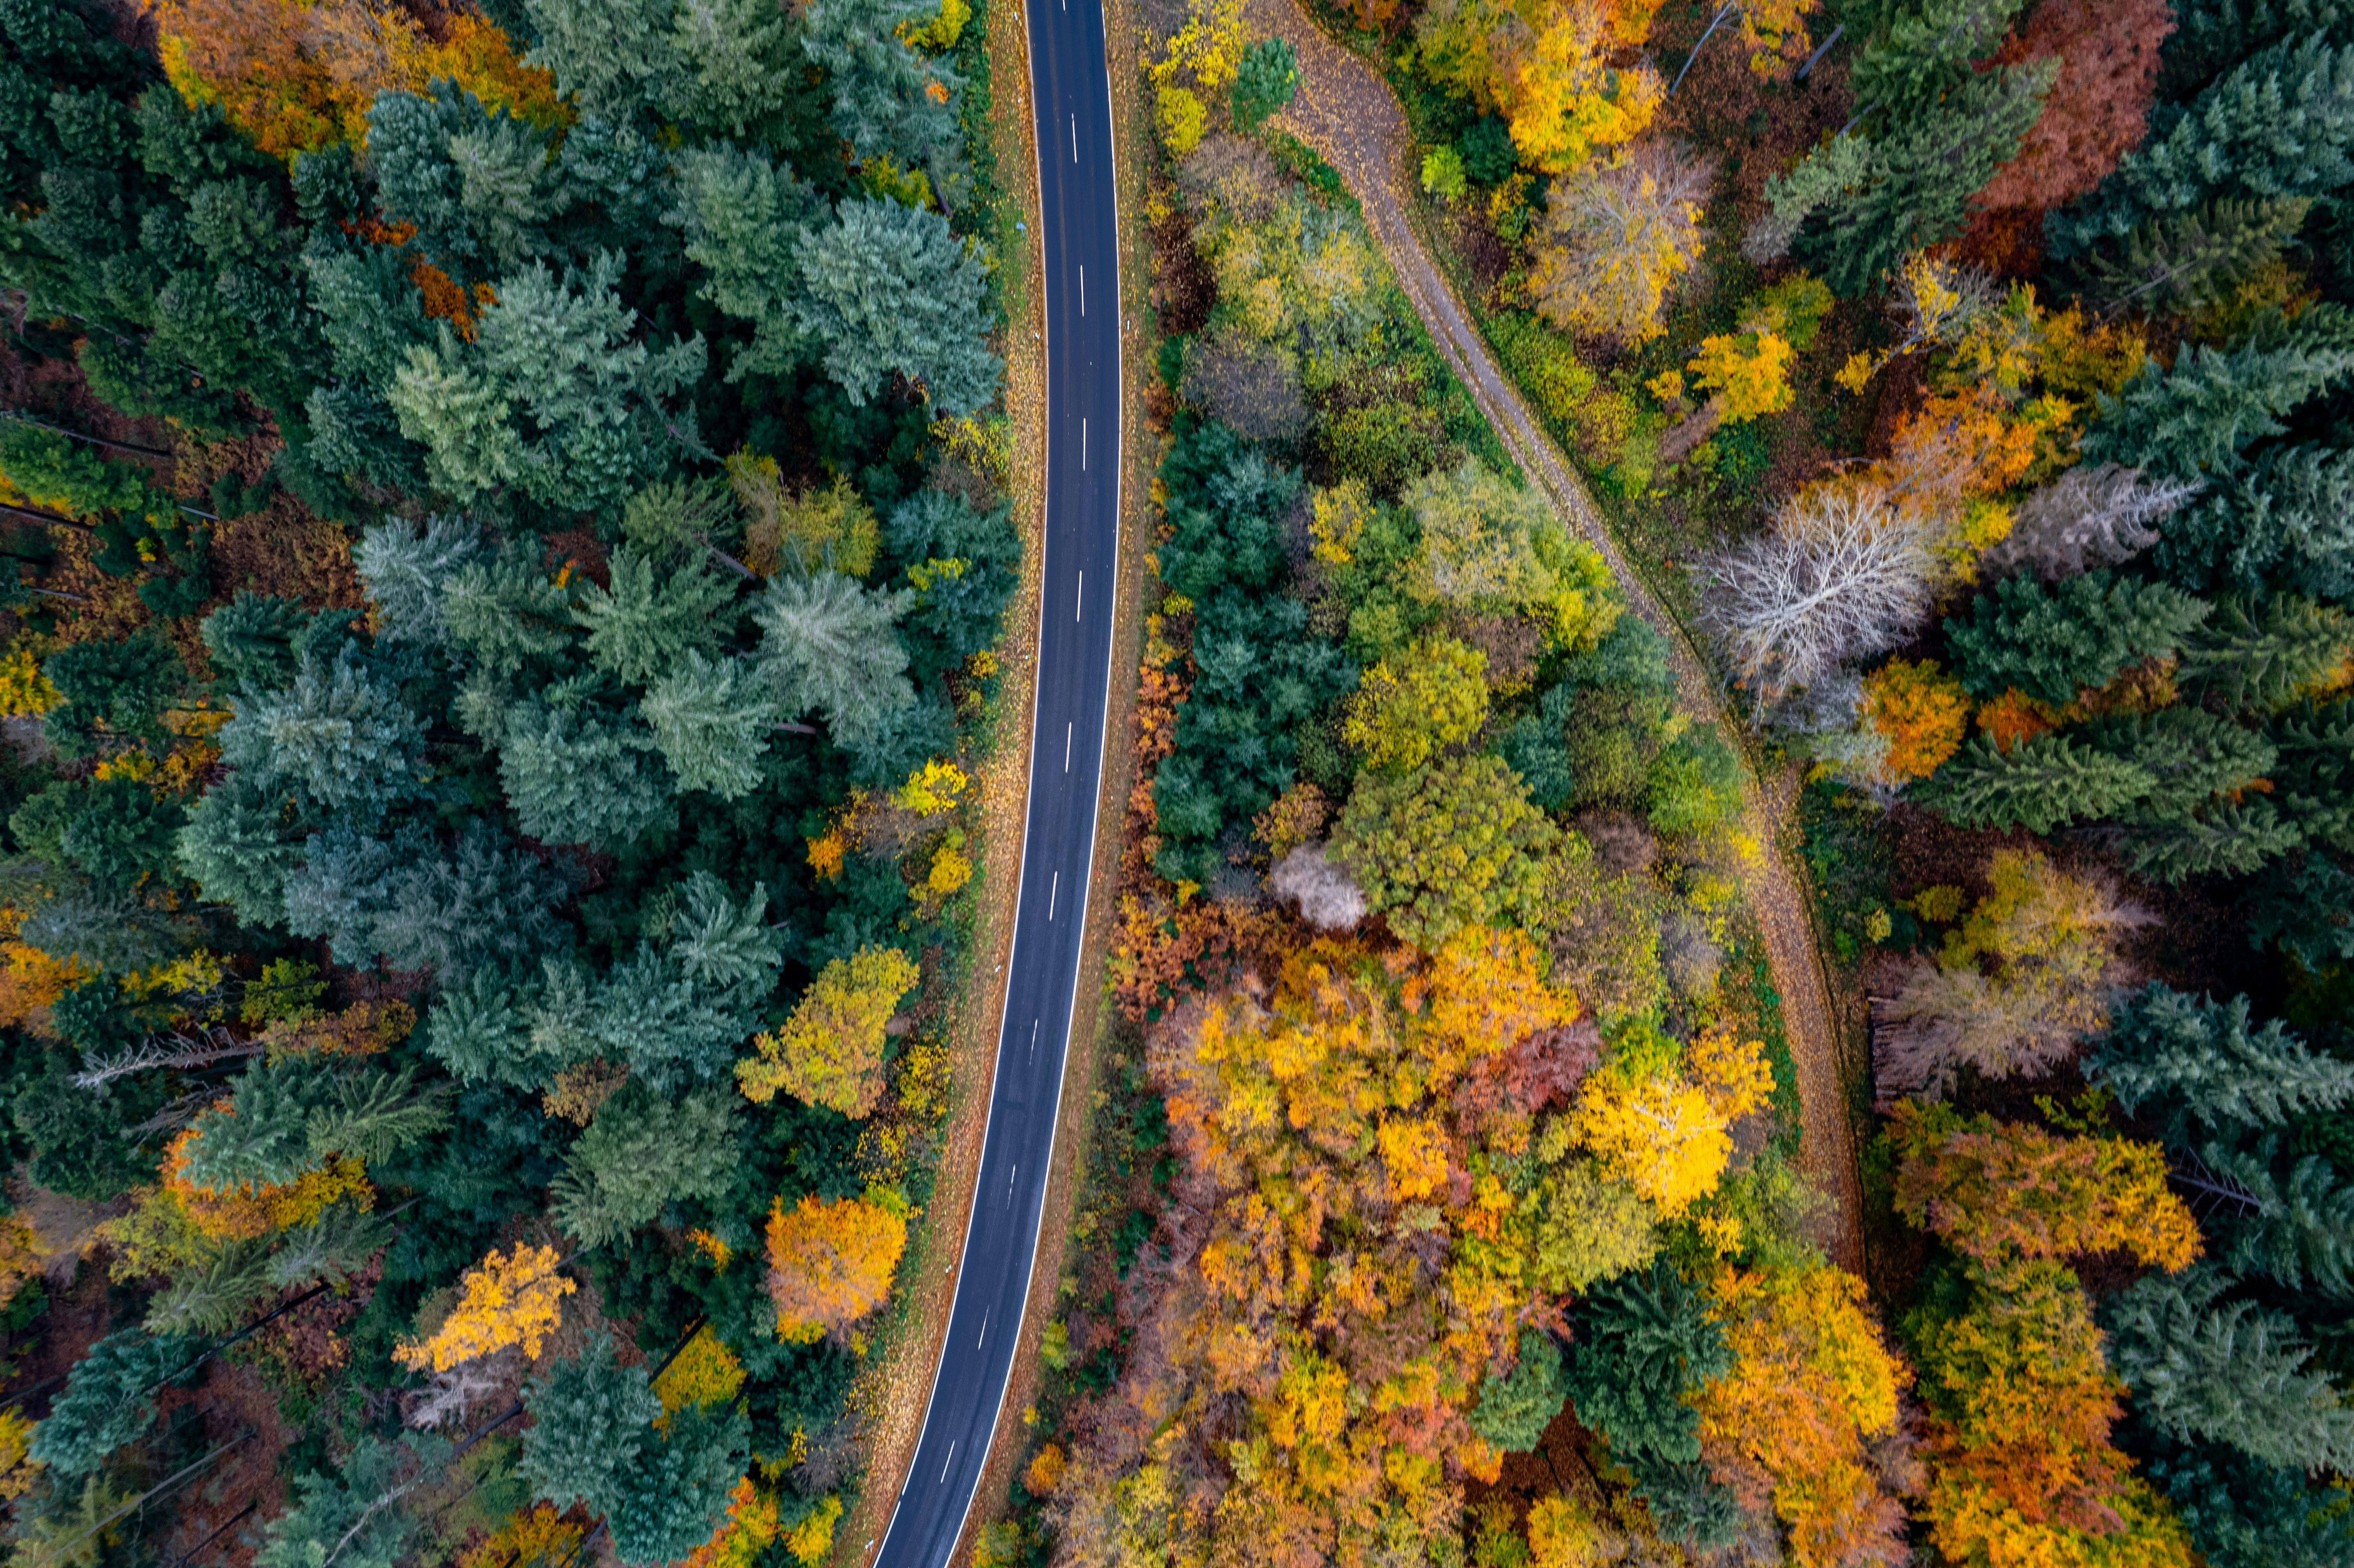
1980,463,2203,581
1531,140,1718,345
1692,482,1937,706
1269,841,1366,931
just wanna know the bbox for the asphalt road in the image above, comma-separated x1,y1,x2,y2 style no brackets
867,1,1123,1564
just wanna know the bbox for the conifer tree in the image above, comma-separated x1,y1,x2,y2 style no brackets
2155,443,2354,602
255,1436,439,1568
2178,596,2353,710
353,516,488,650
2050,33,2354,258
2106,1269,2354,1472
1915,735,2155,834
2126,800,2307,882
800,0,962,169
751,570,916,749
640,652,779,800
1563,1260,1731,1469
1947,569,2211,706
28,1328,202,1477
498,697,678,850
2094,986,2354,1142
2084,707,2275,823
2144,1429,2354,1568
2243,850,2354,969
442,554,582,681
2069,197,2313,317
2079,307,2354,477
201,593,324,689
551,1085,739,1246
215,644,430,822
1470,1329,1568,1453
2164,0,2354,90
605,1402,752,1566
2200,1139,2354,1295
1849,0,2033,121
573,548,741,687
519,1334,660,1515
789,197,998,412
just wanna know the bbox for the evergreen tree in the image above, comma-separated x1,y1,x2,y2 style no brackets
1470,1329,1568,1453
2051,33,2354,258
2179,596,2353,710
2201,1138,2354,1296
2081,306,2354,478
181,1058,448,1192
175,772,307,928
498,695,678,850
2069,197,2314,318
2155,442,2354,602
280,820,574,980
640,652,779,800
751,570,916,748
255,1436,441,1568
1946,569,2211,705
2143,1429,2354,1568
1496,682,1579,812
2092,985,2354,1142
551,1084,739,1245
201,592,327,689
1232,38,1300,131
41,632,184,761
606,1402,753,1566
2105,1268,2354,1472
788,197,998,412
2126,798,2307,882
887,488,1022,670
353,516,489,650
670,143,822,383
442,553,581,681
1850,0,2033,121
2244,849,2354,968
28,1328,200,1477
1915,735,2156,834
1793,62,2057,296
519,1331,661,1512
2164,0,2354,92
800,0,962,171
1563,1260,1732,1468
573,548,740,687
2084,708,2274,823
216,644,430,823
58,776,188,888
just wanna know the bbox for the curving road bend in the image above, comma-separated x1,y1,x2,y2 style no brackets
867,2,1124,1565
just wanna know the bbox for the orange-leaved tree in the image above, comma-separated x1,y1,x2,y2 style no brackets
736,945,921,1118
395,1242,575,1372
766,1190,909,1343
1861,658,1973,782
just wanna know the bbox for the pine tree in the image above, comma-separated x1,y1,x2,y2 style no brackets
2179,596,2353,710
1231,37,1298,130
2125,799,2307,882
254,1437,437,1568
2243,850,2354,969
2079,307,2354,477
1915,735,2155,834
354,516,488,649
364,821,577,983
201,592,320,689
41,633,185,762
1563,1260,1732,1469
2092,985,2354,1141
640,651,778,800
2201,1138,2354,1294
2084,707,2275,823
1470,1329,1568,1453
788,197,998,412
1946,569,2211,705
2143,1429,2354,1568
551,1084,739,1246
498,697,677,850
889,488,1022,668
2105,1268,2354,1471
2070,197,2313,317
573,548,740,687
670,143,819,383
217,644,429,822
751,570,916,749
2156,443,2354,602
800,0,962,170
442,554,580,681
60,777,188,889
1793,62,2057,296
2050,33,2354,258
28,1329,200,1477
2164,0,2354,90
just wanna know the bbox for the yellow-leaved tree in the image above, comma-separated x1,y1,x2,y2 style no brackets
766,1190,910,1342
737,946,921,1117
1503,3,1663,174
395,1244,575,1373
1344,635,1491,774
1569,1025,1770,1215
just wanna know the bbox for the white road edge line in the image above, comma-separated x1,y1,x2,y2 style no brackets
866,11,1124,1565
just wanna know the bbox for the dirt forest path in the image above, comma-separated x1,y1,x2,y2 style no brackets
1249,0,1867,1269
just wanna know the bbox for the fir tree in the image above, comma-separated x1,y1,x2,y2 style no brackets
442,554,580,681
2143,1429,2354,1568
144,1238,280,1336
550,1084,739,1245
605,1402,752,1566
1563,1260,1732,1469
519,1331,660,1513
255,1437,439,1568
1915,735,2155,834
2243,850,2354,968
1945,570,2211,705
216,644,430,823
1850,0,2034,121
28,1328,201,1477
2164,0,2354,92
498,696,678,851
353,516,488,650
200,592,324,689
41,632,184,762
1232,38,1300,131
640,651,779,800
2105,1268,2354,1472
59,776,187,889
573,548,740,687
2156,442,2354,602
1794,62,2057,296
669,143,821,383
2069,197,2314,317
2201,1138,2354,1296
2085,707,2276,823
799,0,962,170
2179,596,2354,710
2051,33,2354,258
788,197,998,412
2091,984,2354,1141
2125,798,2307,882
1470,1329,1568,1453
2079,307,2354,477
751,570,916,749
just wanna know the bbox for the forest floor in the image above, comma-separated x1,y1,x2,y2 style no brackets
1252,4,1868,1269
